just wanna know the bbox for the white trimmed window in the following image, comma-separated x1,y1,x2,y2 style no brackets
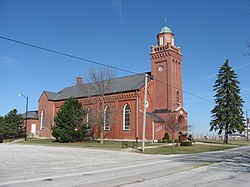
123,104,130,130
104,106,110,131
159,37,164,45
40,109,45,130
87,108,93,130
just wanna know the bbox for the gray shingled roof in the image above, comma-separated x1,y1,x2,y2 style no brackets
45,73,150,101
146,112,165,122
22,111,38,119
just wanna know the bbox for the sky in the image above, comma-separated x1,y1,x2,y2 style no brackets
0,0,249,135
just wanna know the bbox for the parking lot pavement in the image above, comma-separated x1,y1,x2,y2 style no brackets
0,143,165,185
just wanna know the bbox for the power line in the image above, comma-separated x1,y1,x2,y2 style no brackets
0,35,213,104
0,36,136,75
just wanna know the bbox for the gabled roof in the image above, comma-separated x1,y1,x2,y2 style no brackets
45,73,150,101
146,112,165,122
22,111,38,120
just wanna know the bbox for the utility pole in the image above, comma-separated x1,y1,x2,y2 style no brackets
142,74,148,152
246,110,249,141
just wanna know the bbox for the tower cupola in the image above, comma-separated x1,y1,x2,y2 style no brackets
157,19,175,46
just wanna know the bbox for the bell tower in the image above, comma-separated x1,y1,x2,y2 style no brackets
150,20,183,111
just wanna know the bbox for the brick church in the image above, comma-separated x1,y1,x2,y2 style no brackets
25,23,188,141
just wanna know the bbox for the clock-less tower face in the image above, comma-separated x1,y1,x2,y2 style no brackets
150,26,183,111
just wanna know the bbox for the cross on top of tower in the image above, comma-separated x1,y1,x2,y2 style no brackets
163,18,167,26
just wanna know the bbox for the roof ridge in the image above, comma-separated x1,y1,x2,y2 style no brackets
60,72,150,92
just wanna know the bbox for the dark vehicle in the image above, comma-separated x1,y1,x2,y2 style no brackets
0,134,3,143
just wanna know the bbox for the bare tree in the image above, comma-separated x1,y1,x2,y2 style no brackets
242,41,250,56
164,113,188,149
86,67,115,144
164,115,179,149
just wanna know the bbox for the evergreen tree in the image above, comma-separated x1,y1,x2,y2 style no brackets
0,109,24,139
52,97,87,143
210,59,245,143
0,115,4,136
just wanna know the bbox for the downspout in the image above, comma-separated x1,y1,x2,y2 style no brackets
152,121,155,143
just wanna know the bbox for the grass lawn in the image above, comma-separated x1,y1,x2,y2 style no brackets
17,138,156,150
145,140,250,155
15,138,250,155
18,138,125,150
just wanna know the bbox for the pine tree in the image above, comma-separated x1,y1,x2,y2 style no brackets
0,109,24,139
52,97,87,143
210,59,245,143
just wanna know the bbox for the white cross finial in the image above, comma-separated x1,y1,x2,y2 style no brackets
163,18,167,26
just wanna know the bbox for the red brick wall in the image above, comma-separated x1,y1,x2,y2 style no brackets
37,92,55,138
25,119,38,137
150,40,183,111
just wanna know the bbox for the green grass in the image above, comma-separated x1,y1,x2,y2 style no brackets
145,140,250,155
197,140,250,146
15,138,250,155
17,138,157,150
18,138,124,149
144,143,239,155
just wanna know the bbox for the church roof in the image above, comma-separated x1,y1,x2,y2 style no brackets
22,111,38,119
146,112,165,122
45,73,151,101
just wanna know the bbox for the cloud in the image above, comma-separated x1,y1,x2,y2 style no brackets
112,0,123,24
0,55,23,70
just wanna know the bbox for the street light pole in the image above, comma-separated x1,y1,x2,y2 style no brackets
246,110,250,141
19,94,28,142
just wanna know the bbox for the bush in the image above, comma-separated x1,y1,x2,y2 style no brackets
168,139,179,143
162,139,167,143
163,132,169,141
181,141,192,146
158,139,162,143
188,134,195,143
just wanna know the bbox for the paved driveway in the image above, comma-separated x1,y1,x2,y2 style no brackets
0,143,165,186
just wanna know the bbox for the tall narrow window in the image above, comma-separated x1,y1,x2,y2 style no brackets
104,106,110,130
87,108,93,130
176,91,180,105
159,37,163,45
40,109,45,130
123,104,130,130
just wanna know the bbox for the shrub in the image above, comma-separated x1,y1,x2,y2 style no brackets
162,139,167,143
163,132,169,141
158,139,162,143
188,134,195,143
181,141,192,146
168,139,179,143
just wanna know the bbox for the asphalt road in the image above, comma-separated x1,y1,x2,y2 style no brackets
0,143,249,187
